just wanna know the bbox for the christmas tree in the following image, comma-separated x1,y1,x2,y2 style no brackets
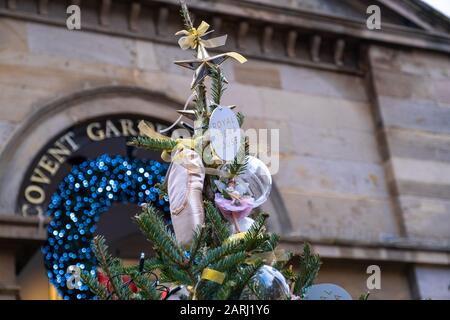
80,0,325,301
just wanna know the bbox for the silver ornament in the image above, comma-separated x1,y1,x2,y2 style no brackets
240,265,290,300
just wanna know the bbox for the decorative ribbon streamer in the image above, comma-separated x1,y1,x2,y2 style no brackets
138,120,170,141
201,268,225,284
176,21,228,51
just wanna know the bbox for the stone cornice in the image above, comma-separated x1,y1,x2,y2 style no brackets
0,0,437,77
280,241,450,265
173,0,450,51
281,235,450,253
0,214,49,241
1,0,449,75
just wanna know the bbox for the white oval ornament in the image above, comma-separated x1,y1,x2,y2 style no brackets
209,106,241,161
303,283,352,300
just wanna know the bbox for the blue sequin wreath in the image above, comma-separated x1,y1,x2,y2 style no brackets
42,154,170,300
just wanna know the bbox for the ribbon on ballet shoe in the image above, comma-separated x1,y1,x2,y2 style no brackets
138,120,197,162
138,120,171,141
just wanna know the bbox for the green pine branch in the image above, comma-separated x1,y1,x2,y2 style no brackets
294,243,322,296
179,0,194,30
228,136,249,178
193,241,239,274
128,136,176,151
217,260,264,300
211,252,247,272
210,66,226,105
204,200,231,243
189,225,207,264
359,292,370,300
159,264,193,285
91,235,130,300
143,258,164,273
80,271,109,300
134,206,185,267
128,270,161,300
241,213,268,251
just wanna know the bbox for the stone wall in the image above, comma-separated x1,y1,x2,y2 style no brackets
0,17,397,245
368,44,450,299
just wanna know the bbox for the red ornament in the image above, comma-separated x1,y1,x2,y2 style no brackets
97,271,139,294
160,289,169,300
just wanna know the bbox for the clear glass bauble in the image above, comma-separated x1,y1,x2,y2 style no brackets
240,265,290,300
240,156,272,208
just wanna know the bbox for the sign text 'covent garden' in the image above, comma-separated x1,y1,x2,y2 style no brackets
20,117,168,216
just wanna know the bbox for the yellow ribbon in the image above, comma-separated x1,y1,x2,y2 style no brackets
138,120,195,161
138,120,236,180
201,268,225,284
138,120,170,141
176,21,227,50
224,232,247,244
215,52,247,64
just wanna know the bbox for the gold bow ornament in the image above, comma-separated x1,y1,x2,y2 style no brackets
174,21,247,88
176,21,227,51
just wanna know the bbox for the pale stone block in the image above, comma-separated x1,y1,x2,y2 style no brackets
373,69,434,101
280,190,399,242
153,43,195,78
26,22,137,67
391,157,450,187
137,71,193,105
276,154,389,199
135,40,159,72
433,79,450,105
220,83,264,119
385,127,450,163
378,96,450,134
0,49,139,89
259,88,375,132
400,196,450,240
0,83,50,122
286,121,381,163
0,18,28,53
280,64,368,102
370,45,450,80
234,61,281,88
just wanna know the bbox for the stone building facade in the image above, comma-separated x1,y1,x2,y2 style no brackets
0,0,449,299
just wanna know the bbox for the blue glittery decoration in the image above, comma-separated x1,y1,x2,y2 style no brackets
42,154,169,300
